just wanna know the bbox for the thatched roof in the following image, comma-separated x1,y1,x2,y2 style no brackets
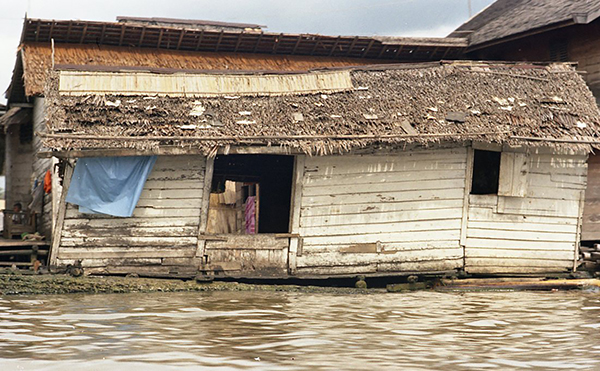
7,17,467,102
450,0,600,49
43,62,600,156
17,43,390,99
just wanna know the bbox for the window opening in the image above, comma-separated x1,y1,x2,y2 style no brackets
207,154,294,234
19,122,33,144
471,150,501,195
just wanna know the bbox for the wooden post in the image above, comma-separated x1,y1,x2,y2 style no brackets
575,188,586,272
195,156,214,258
51,156,60,232
460,147,474,269
288,155,305,275
48,160,74,269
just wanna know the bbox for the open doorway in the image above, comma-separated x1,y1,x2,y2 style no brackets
207,154,294,234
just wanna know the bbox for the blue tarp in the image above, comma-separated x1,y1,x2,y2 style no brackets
66,156,157,217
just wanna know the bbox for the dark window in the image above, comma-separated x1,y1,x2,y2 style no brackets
19,122,33,144
471,150,501,195
208,154,294,234
549,39,569,62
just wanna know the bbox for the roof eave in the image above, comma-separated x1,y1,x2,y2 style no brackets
465,19,576,53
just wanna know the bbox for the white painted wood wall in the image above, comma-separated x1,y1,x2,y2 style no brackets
295,148,467,276
465,152,586,274
56,155,205,268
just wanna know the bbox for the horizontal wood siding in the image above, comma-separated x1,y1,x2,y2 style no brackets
56,155,205,268
465,153,586,274
296,148,467,275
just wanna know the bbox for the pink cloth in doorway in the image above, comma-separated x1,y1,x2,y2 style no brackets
245,196,256,234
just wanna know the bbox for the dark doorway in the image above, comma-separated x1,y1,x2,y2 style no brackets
208,154,294,234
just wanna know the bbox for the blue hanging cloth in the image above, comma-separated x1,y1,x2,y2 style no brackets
66,156,157,217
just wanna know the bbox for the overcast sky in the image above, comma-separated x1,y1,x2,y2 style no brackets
0,0,494,104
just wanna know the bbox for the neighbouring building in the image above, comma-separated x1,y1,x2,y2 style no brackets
450,0,600,244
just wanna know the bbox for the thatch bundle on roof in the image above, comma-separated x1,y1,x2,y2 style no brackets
43,61,600,156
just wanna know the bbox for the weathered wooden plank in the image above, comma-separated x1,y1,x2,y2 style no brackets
465,248,575,260
468,207,579,225
60,236,197,248
525,186,583,200
138,189,204,199
303,229,461,246
295,264,378,276
289,155,305,269
64,216,199,229
301,199,464,218
465,258,573,268
499,197,580,218
62,226,199,238
466,266,571,274
302,188,465,207
300,218,462,236
302,240,460,254
205,235,289,250
465,237,575,251
195,156,213,257
302,178,465,196
304,169,465,187
377,259,462,272
528,172,586,187
466,228,576,243
460,147,474,247
301,208,463,227
144,180,204,189
498,152,528,197
467,220,578,234
135,197,202,208
304,160,466,177
57,258,163,267
65,206,201,219
58,247,196,259
84,265,198,277
297,248,463,267
49,161,74,267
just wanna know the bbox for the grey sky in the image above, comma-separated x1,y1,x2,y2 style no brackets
0,0,494,104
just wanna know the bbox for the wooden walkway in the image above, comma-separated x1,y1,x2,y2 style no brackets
0,238,49,267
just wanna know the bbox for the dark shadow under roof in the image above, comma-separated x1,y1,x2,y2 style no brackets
450,0,600,49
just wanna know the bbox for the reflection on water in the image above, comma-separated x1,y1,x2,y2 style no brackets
0,290,599,370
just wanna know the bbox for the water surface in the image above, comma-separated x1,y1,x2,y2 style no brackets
0,290,599,370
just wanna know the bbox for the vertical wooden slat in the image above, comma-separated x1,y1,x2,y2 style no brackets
575,189,586,272
176,29,185,50
361,39,375,58
460,147,474,261
328,36,342,56
195,156,215,258
119,24,126,46
48,161,74,269
345,36,359,56
288,155,305,273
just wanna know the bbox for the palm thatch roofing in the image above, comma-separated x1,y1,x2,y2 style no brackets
450,0,600,49
42,61,600,156
7,17,467,103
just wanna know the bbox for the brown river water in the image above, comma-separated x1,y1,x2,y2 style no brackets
0,290,599,370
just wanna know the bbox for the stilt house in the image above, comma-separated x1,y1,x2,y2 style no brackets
4,17,600,278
